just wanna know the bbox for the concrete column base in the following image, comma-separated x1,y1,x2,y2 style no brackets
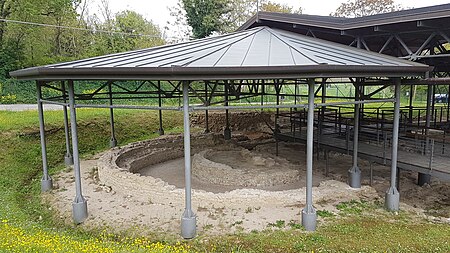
385,186,400,211
224,127,231,140
301,206,317,231
110,138,117,148
348,166,361,188
41,176,53,192
64,153,74,166
72,197,88,224
181,209,196,239
418,172,431,186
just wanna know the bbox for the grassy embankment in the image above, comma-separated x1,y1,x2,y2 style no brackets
0,109,449,252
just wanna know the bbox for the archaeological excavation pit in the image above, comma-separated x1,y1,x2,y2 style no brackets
97,134,310,194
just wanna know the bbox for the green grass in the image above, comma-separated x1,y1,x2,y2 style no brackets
0,109,449,252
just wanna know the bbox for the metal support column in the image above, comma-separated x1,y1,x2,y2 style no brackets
68,80,88,223
260,81,264,112
108,82,117,147
224,82,231,140
61,82,73,166
447,84,450,122
302,78,317,231
319,80,327,159
275,82,280,156
157,81,165,135
408,84,414,124
204,81,210,133
348,82,361,188
181,81,196,239
36,81,53,191
385,78,401,211
420,79,433,185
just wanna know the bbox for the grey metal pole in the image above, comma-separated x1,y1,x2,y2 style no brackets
302,78,317,231
261,82,264,112
181,81,196,239
61,82,73,166
157,81,165,135
205,81,210,133
448,84,450,122
275,82,280,156
408,84,414,124
224,82,231,140
36,81,53,192
68,80,88,223
320,80,327,159
385,78,401,211
108,82,117,147
348,82,361,188
420,78,433,185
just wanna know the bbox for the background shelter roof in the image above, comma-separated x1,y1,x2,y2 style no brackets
10,27,430,81
239,4,450,31
237,4,450,64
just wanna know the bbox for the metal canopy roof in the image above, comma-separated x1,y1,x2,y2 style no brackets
237,5,450,54
10,26,430,81
239,4,450,31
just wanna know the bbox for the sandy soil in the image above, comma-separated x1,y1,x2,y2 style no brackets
44,108,450,237
45,132,450,237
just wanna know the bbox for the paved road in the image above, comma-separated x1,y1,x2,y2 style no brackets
0,104,62,111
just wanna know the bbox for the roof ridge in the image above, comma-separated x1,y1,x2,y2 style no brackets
265,27,319,64
240,30,258,66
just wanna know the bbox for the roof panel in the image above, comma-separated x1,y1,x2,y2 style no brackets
213,33,255,67
290,49,318,65
10,26,430,80
241,29,271,66
188,47,230,67
268,33,295,66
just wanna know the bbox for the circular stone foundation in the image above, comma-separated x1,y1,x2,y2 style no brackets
97,133,302,193
192,149,299,187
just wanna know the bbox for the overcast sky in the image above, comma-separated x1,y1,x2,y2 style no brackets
88,0,450,38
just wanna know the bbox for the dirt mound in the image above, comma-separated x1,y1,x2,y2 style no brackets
192,148,300,187
191,111,273,132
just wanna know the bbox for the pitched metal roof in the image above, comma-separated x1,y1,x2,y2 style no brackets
239,4,450,31
10,26,430,81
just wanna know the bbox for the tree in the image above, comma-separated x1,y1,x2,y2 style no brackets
261,1,302,14
222,0,257,33
171,0,302,38
0,0,165,78
332,0,402,17
114,10,165,51
181,0,230,39
87,10,165,56
0,0,12,43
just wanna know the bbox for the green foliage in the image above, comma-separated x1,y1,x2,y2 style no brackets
0,93,16,103
317,209,335,218
0,110,450,252
181,0,230,38
0,79,36,103
268,220,285,228
332,0,403,17
0,0,165,79
287,220,303,229
261,1,302,14
336,200,371,215
88,10,164,56
173,0,301,36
